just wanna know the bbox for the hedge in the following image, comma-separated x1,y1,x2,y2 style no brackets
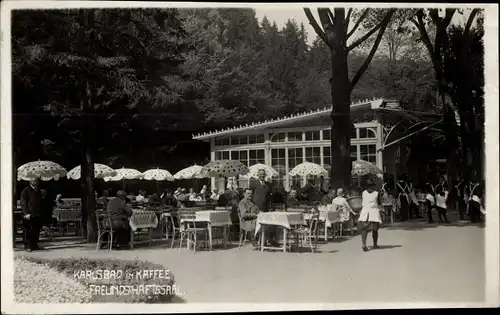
23,257,177,303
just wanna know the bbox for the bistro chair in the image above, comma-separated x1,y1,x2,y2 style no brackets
292,209,320,253
165,212,182,248
178,210,208,252
237,211,258,249
96,209,114,251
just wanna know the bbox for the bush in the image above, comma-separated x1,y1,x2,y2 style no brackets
23,257,177,303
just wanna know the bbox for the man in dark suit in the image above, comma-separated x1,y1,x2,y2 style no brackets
107,190,134,249
250,169,272,212
20,178,42,251
250,169,275,245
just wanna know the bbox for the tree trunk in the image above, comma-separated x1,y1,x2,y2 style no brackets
439,88,459,191
328,11,351,190
80,83,97,243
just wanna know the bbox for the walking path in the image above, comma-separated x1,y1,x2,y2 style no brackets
16,221,485,304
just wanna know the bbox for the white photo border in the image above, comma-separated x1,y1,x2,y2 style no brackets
1,1,498,313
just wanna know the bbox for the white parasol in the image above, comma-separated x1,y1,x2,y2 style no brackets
240,163,278,181
66,163,117,180
173,165,204,180
143,168,175,193
200,160,249,178
104,168,144,181
142,168,174,181
351,160,383,177
288,162,328,177
104,167,144,190
351,160,383,188
17,160,67,181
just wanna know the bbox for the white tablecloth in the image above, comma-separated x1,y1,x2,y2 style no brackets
53,207,82,222
303,210,340,227
255,212,305,236
180,210,232,227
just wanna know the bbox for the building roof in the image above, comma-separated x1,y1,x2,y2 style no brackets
193,98,396,141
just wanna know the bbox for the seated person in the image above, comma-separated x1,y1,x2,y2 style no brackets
298,180,315,201
161,189,179,207
147,193,161,205
127,192,136,202
188,188,203,202
173,187,182,199
217,189,232,207
107,190,134,249
210,189,221,202
200,185,211,200
135,190,147,203
286,189,301,208
55,194,65,207
238,189,261,246
97,190,110,209
332,188,356,220
176,188,191,207
321,189,337,206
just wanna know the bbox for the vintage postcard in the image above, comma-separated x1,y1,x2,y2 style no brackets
1,1,498,313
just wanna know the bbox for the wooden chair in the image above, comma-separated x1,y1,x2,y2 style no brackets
292,209,320,252
237,212,257,249
335,203,355,236
96,209,114,251
178,210,208,252
165,212,182,248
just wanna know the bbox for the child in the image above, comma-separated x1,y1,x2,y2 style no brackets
435,186,450,223
468,185,485,223
424,185,436,223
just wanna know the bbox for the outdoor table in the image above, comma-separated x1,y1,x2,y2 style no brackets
129,209,159,249
53,207,82,222
255,212,306,253
303,209,340,242
179,210,232,251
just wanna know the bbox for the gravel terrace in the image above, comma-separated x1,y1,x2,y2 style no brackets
15,220,485,304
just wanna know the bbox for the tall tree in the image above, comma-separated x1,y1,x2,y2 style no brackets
410,8,482,189
444,16,484,181
12,9,186,241
303,7,396,188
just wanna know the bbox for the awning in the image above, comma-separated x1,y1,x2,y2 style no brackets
378,118,444,152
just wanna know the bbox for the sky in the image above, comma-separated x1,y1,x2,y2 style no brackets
255,7,477,46
255,8,318,44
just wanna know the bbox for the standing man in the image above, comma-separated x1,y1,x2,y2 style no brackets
250,169,272,213
20,178,42,252
250,169,275,245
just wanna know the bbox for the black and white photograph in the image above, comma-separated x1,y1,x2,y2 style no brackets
1,1,498,312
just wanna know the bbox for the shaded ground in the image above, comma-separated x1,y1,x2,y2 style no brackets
15,217,485,304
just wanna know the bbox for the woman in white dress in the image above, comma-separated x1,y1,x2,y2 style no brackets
358,179,383,252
